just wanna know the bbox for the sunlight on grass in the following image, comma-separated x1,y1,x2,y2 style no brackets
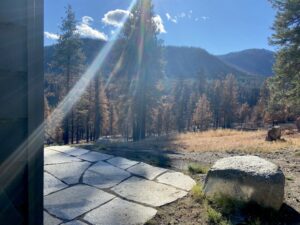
170,129,300,152
92,129,300,153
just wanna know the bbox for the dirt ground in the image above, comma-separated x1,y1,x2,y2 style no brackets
145,149,300,225
80,131,300,225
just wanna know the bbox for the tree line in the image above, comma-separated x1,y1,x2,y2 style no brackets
45,0,300,144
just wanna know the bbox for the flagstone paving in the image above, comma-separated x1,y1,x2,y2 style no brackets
44,172,68,196
44,146,196,225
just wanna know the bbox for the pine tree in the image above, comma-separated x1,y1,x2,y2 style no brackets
238,103,251,127
108,103,118,136
222,74,238,128
208,80,223,128
269,0,300,115
98,82,109,136
94,75,101,140
55,5,85,144
118,0,164,141
192,94,212,131
173,81,190,132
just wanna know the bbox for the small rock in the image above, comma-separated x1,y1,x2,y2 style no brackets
266,126,282,141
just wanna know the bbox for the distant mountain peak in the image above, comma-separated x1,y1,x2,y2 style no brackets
218,49,275,77
44,38,272,85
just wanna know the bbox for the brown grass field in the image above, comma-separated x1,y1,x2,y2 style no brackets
98,129,300,153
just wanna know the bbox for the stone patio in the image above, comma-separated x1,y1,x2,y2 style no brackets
44,146,196,225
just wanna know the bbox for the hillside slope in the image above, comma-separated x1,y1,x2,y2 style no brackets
44,39,266,84
218,49,275,77
164,46,255,82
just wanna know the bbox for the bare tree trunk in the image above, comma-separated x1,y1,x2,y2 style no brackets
76,123,80,144
94,75,101,140
63,58,71,145
71,109,74,144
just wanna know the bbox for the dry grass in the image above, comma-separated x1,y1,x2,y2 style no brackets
166,129,300,153
98,129,300,153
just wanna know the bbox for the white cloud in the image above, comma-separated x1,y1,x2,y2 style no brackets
166,13,171,20
76,16,108,40
165,13,177,23
44,31,59,40
102,9,132,27
152,15,166,34
82,16,94,25
179,12,186,18
201,16,209,21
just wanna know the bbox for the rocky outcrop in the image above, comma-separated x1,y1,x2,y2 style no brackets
204,156,285,210
266,126,282,141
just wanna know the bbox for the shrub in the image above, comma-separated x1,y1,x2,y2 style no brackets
208,194,244,215
206,205,230,225
188,163,209,174
191,184,205,202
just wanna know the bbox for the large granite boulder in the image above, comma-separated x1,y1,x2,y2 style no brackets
204,156,285,210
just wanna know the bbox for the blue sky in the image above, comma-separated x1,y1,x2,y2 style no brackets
44,0,276,55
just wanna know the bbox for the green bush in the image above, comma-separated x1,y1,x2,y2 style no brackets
191,184,205,202
188,163,209,174
206,205,230,225
208,194,244,215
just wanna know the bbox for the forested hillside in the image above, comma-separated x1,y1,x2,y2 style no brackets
44,4,281,145
218,49,275,77
164,46,258,81
45,39,268,84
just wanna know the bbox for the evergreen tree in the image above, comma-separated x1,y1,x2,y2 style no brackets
222,74,238,128
55,5,85,144
269,0,300,115
238,103,251,127
173,81,190,132
208,80,223,128
118,0,164,141
99,82,109,136
108,103,118,136
192,94,213,131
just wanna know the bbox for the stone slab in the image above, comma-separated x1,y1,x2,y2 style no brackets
84,197,157,225
61,220,88,225
44,172,68,196
107,157,139,170
44,149,81,165
44,211,62,225
78,151,114,162
48,146,90,156
66,148,90,157
45,161,91,185
156,172,196,191
44,185,115,221
111,176,187,207
127,162,167,180
83,161,131,189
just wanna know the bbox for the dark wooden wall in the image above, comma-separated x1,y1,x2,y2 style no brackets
0,0,44,224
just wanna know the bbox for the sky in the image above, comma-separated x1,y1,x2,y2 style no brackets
44,0,276,55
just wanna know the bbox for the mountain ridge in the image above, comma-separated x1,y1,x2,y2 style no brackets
44,38,274,84
218,48,275,77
